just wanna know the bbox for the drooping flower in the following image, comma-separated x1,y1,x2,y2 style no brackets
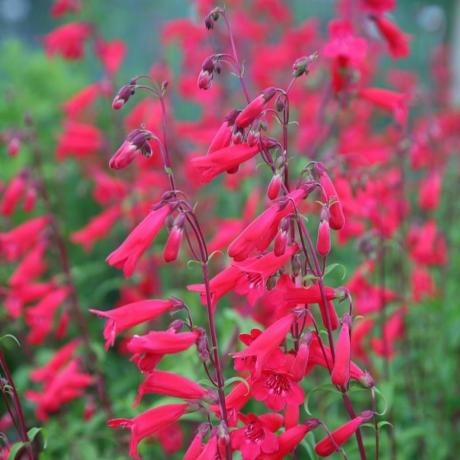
190,143,261,184
1,173,27,217
134,370,209,407
25,360,93,421
50,0,81,17
331,314,352,387
228,187,309,261
109,128,156,169
71,205,121,252
43,22,92,60
127,328,201,372
359,87,408,126
315,411,374,456
108,403,189,460
207,110,239,154
95,39,126,75
90,298,178,349
106,204,171,277
235,87,276,128
63,82,107,118
56,121,103,159
372,15,410,59
9,241,47,287
30,340,81,382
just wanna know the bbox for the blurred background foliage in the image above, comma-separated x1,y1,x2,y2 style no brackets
0,0,459,459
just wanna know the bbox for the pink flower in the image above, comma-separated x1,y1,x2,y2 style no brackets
108,403,189,460
208,110,239,154
1,173,26,216
95,39,126,75
63,83,105,118
359,87,408,126
109,128,155,169
106,204,171,277
90,298,177,349
50,0,81,17
56,121,103,159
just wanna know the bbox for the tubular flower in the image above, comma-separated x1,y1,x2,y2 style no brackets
25,287,70,345
235,87,277,128
30,340,81,383
63,82,105,118
163,214,185,262
71,205,121,252
315,411,374,457
134,370,209,407
43,22,92,60
190,143,261,184
95,39,126,75
108,403,189,460
90,298,178,349
106,204,171,277
56,121,103,159
233,313,295,376
229,187,309,261
9,241,47,287
331,314,352,387
109,128,156,169
372,15,410,59
359,87,408,126
127,329,201,372
207,110,239,154
1,173,27,216
50,0,81,17
25,360,93,421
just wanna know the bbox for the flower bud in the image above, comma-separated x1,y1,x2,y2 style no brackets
267,173,283,200
7,136,21,157
112,82,135,110
163,214,185,263
109,128,154,169
198,56,215,90
274,217,290,256
316,209,331,257
331,314,352,387
292,52,318,78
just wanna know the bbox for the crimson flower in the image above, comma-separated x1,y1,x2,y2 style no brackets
108,403,189,460
43,22,92,60
90,298,177,349
106,204,171,277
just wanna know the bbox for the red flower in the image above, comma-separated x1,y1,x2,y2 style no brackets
235,87,276,128
30,339,81,382
317,218,331,257
90,298,177,349
9,241,47,287
56,121,103,159
71,205,121,252
50,0,81,17
373,15,410,59
315,411,373,456
1,173,26,216
190,143,261,184
331,314,352,387
229,188,308,261
207,110,239,154
106,204,171,277
127,329,200,372
370,307,405,358
25,360,93,421
250,348,305,411
25,287,70,344
63,82,106,118
95,39,126,75
359,87,408,126
108,403,189,460
231,413,282,460
163,215,185,262
134,370,209,407
418,171,441,211
109,128,155,169
0,216,48,261
233,313,295,376
43,22,92,60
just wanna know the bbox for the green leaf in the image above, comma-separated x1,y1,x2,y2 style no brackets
8,442,27,460
224,377,250,394
0,334,21,348
324,263,347,280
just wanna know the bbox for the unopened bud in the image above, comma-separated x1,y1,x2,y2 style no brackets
292,52,318,78
267,173,283,200
112,82,136,110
